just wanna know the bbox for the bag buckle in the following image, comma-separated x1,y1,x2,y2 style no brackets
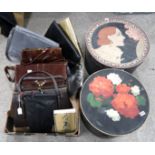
34,80,47,93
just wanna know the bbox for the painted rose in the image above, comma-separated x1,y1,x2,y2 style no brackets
111,93,140,119
89,76,114,99
107,73,122,85
131,85,140,96
116,84,131,94
106,109,121,121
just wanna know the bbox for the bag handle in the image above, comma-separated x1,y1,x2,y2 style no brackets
22,75,66,81
18,71,59,92
16,71,64,115
4,66,15,82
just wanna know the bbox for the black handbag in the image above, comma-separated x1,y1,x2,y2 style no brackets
45,20,81,64
15,71,72,133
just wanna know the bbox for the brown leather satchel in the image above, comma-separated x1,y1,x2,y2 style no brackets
5,62,68,90
21,47,65,65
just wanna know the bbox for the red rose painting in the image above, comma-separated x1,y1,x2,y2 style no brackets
83,69,149,136
87,73,146,122
89,76,114,99
116,84,131,94
111,94,140,119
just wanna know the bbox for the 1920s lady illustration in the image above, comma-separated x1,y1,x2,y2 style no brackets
92,22,139,64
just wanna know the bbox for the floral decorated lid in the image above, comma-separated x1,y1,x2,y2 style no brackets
80,69,149,136
85,18,149,69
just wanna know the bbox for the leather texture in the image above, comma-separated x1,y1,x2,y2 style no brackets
67,64,84,97
10,71,72,130
45,20,81,64
5,62,68,90
6,26,59,62
21,47,65,65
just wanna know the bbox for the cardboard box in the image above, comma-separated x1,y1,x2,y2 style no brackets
5,97,80,136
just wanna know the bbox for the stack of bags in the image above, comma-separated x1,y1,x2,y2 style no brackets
4,18,83,135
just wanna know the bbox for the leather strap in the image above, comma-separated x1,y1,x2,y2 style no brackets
4,66,15,82
21,75,65,81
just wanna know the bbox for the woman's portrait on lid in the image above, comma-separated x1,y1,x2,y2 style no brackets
91,22,141,64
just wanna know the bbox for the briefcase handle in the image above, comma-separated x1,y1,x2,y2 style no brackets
18,71,59,91
17,71,62,108
4,66,15,82
4,66,66,84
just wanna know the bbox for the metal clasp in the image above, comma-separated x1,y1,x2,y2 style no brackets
34,80,47,93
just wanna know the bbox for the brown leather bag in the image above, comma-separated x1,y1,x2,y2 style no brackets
21,47,65,65
5,62,68,90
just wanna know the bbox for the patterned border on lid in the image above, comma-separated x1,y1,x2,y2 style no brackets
85,18,150,69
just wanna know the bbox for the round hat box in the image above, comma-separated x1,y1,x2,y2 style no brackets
85,18,150,74
80,69,149,136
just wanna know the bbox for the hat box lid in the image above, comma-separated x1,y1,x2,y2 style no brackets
80,69,149,136
85,18,150,69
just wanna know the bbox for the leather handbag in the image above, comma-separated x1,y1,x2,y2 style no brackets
21,47,65,65
5,62,68,90
10,71,72,132
6,26,59,62
45,20,81,64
